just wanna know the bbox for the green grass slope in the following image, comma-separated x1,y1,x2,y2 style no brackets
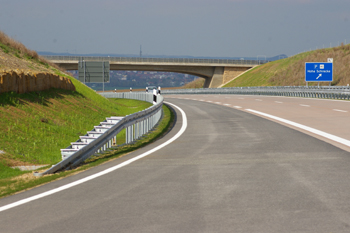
224,44,350,87
0,31,175,198
0,32,152,168
0,86,151,166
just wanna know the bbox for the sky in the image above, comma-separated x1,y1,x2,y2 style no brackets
0,0,349,58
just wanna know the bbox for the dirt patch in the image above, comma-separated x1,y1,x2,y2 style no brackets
0,154,32,166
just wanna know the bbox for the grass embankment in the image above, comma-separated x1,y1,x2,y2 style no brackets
0,30,175,198
0,103,173,198
182,78,205,89
0,79,151,167
224,44,350,87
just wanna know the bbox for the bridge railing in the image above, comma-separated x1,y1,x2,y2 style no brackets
160,86,350,100
43,55,268,65
34,92,163,176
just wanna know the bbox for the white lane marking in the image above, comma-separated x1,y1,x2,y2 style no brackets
0,102,188,212
199,99,204,101
333,109,348,113
224,104,231,106
234,106,242,109
275,101,283,104
246,109,350,148
215,102,222,104
238,98,244,99
207,101,213,103
300,104,310,107
255,99,262,101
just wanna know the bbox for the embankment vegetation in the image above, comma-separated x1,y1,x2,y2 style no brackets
0,31,174,197
224,44,350,87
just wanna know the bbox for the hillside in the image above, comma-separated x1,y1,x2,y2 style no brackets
183,77,205,88
224,44,350,87
0,31,65,75
0,31,174,198
0,31,150,168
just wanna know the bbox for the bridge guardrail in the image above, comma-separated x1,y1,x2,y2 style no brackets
43,55,268,65
161,86,350,100
34,93,163,176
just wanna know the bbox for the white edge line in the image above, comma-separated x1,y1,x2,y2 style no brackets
246,109,350,147
0,102,187,212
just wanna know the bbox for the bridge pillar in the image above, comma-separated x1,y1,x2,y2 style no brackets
206,67,224,88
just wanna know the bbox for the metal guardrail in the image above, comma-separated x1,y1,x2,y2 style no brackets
34,93,163,176
161,86,350,100
43,55,268,66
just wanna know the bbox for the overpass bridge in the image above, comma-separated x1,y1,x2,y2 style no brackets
44,56,265,88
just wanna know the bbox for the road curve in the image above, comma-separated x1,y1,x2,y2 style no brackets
1,97,350,232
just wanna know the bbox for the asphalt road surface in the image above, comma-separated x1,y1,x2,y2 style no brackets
1,96,350,232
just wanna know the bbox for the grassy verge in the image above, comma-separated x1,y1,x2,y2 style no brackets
183,78,206,88
0,89,151,166
0,104,174,198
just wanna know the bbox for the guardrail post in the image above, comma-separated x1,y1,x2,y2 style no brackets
126,125,130,144
130,125,134,143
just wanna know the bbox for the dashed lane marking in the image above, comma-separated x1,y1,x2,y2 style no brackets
333,109,348,113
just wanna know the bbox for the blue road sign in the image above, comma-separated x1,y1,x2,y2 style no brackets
305,62,333,82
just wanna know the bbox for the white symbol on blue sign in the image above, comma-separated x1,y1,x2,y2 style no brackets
305,62,333,82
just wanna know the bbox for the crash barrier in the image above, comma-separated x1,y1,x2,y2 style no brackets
34,92,163,176
161,86,350,100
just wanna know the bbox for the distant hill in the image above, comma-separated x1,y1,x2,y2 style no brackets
223,44,350,87
38,51,287,62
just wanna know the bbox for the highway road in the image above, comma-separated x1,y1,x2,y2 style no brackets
1,95,350,232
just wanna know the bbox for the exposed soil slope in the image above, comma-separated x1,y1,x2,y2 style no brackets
0,31,75,94
0,31,64,74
